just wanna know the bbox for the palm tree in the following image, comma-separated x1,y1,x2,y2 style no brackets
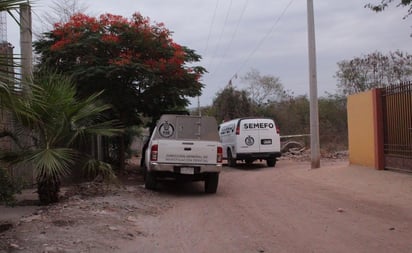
0,0,27,30
0,0,27,10
0,71,123,204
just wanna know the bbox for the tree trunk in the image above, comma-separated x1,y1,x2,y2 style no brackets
37,177,60,205
118,111,127,170
118,135,125,170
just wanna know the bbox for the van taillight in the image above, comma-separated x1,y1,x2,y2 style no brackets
276,126,280,134
150,144,158,161
217,146,223,163
235,126,240,135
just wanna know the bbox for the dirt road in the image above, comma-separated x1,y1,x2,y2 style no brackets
1,159,412,252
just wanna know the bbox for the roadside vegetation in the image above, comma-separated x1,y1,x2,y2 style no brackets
201,69,349,152
1,0,412,205
1,1,205,205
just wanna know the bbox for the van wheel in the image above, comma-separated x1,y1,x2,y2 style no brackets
245,159,254,165
227,150,236,167
205,173,219,193
145,171,156,190
266,159,276,167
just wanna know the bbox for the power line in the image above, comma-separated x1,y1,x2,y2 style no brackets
213,0,250,77
234,0,295,77
199,0,220,113
208,0,233,72
203,0,220,55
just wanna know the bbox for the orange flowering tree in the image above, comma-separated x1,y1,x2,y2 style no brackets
34,13,205,169
34,13,205,124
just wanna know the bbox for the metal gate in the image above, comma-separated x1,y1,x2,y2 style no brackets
381,82,412,172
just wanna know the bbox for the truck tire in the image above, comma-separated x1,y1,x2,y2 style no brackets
245,158,254,165
266,158,277,167
142,165,147,180
205,173,219,194
227,149,236,167
145,171,156,190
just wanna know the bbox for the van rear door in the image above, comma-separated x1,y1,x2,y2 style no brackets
256,118,280,153
238,118,261,153
238,118,279,153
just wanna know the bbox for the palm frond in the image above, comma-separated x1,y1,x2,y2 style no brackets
0,129,23,149
0,0,28,10
28,148,76,181
68,120,123,146
0,69,123,189
82,159,116,183
0,54,21,108
1,1,32,26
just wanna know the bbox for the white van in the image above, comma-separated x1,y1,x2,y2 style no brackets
219,118,281,167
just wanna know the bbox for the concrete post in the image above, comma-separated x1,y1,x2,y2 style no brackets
307,0,321,168
20,3,32,89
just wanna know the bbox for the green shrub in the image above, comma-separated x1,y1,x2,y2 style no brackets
0,168,23,206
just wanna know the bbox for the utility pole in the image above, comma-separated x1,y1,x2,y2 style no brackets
197,96,201,116
0,11,7,43
307,0,320,168
20,3,32,90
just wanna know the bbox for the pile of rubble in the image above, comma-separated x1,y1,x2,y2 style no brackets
280,141,348,162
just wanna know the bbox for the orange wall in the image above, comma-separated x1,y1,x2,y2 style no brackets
347,91,377,168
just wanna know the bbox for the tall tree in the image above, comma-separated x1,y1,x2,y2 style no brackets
366,1,412,35
212,84,253,123
366,0,412,17
33,13,205,168
34,13,204,120
335,50,412,95
241,69,288,105
35,0,89,36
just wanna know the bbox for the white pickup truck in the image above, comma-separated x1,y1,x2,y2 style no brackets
143,114,223,193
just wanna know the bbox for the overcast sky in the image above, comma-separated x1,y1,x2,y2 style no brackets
7,0,412,106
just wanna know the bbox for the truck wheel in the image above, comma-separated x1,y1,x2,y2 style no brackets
145,171,156,190
142,165,147,180
227,150,236,167
266,159,277,167
205,173,219,194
